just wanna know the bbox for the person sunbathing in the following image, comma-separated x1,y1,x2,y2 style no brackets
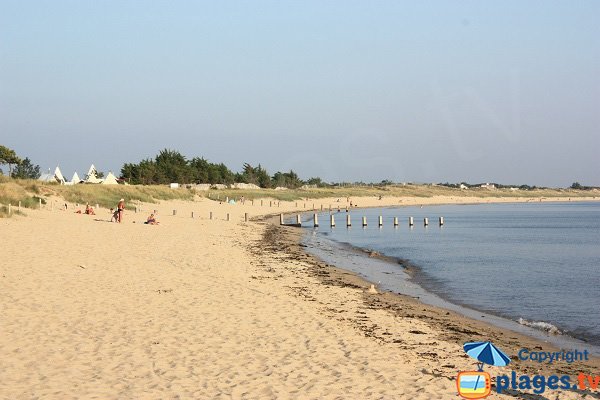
85,204,95,215
145,214,159,225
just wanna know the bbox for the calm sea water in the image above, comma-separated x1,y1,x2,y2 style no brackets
301,202,600,347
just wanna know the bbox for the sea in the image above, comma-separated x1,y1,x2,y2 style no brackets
299,201,600,353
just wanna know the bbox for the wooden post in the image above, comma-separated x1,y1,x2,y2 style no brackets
424,217,429,226
135,206,138,214
245,213,248,222
278,201,280,207
227,213,230,221
173,209,177,216
280,213,284,225
303,203,306,209
409,217,414,226
18,201,21,211
210,212,213,220
39,198,42,209
270,201,272,207
346,214,351,227
312,203,315,210
313,213,319,227
191,212,195,218
393,217,398,227
379,216,383,227
320,204,323,211
345,206,348,212
226,197,229,203
251,199,254,206
330,214,335,227
362,216,367,227
296,214,301,226
261,200,263,206
8,203,11,215
439,216,444,226
295,202,298,207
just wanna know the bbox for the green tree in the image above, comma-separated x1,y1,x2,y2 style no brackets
155,149,192,183
189,157,210,183
11,157,41,179
0,145,22,176
570,182,583,190
271,170,303,188
255,165,271,188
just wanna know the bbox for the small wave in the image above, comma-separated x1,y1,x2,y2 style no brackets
518,318,562,335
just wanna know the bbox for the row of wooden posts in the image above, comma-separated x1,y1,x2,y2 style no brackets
170,209,249,222
281,213,444,228
4,199,51,214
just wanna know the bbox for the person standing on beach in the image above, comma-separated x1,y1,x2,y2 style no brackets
117,198,125,223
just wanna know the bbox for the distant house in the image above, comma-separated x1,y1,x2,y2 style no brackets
480,183,496,190
459,184,469,190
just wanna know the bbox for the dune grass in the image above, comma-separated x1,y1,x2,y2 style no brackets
0,178,47,216
203,184,593,202
0,178,194,214
50,184,195,209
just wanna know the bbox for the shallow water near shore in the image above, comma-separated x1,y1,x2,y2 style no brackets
300,201,600,353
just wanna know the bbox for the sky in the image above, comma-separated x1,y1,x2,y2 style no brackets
1,1,598,187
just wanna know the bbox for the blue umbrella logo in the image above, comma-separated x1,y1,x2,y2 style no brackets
458,341,509,399
464,341,511,370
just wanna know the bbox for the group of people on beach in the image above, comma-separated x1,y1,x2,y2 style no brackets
72,197,158,225
73,203,96,215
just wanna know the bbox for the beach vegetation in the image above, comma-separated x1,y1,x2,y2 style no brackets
120,149,309,189
0,145,22,177
11,157,41,179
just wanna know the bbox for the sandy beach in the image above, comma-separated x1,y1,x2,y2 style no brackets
1,195,598,399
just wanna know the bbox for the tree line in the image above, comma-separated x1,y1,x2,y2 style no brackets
120,149,321,188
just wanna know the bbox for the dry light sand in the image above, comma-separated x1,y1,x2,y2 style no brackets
1,195,597,399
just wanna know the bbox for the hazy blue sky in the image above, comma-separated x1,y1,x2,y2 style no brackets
1,1,598,186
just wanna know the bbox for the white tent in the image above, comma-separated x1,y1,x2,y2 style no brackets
64,172,81,185
54,166,65,184
84,164,103,184
71,172,81,184
38,166,66,184
102,171,118,185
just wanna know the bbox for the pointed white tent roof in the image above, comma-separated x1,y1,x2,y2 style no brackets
54,166,65,184
84,164,103,184
102,171,118,185
71,172,81,184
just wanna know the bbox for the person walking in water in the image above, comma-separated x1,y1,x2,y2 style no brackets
117,198,125,223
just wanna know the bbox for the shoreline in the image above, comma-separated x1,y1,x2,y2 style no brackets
273,197,600,351
298,202,600,352
301,223,600,354
257,213,600,381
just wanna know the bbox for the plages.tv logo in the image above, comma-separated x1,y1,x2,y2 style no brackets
457,341,511,399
